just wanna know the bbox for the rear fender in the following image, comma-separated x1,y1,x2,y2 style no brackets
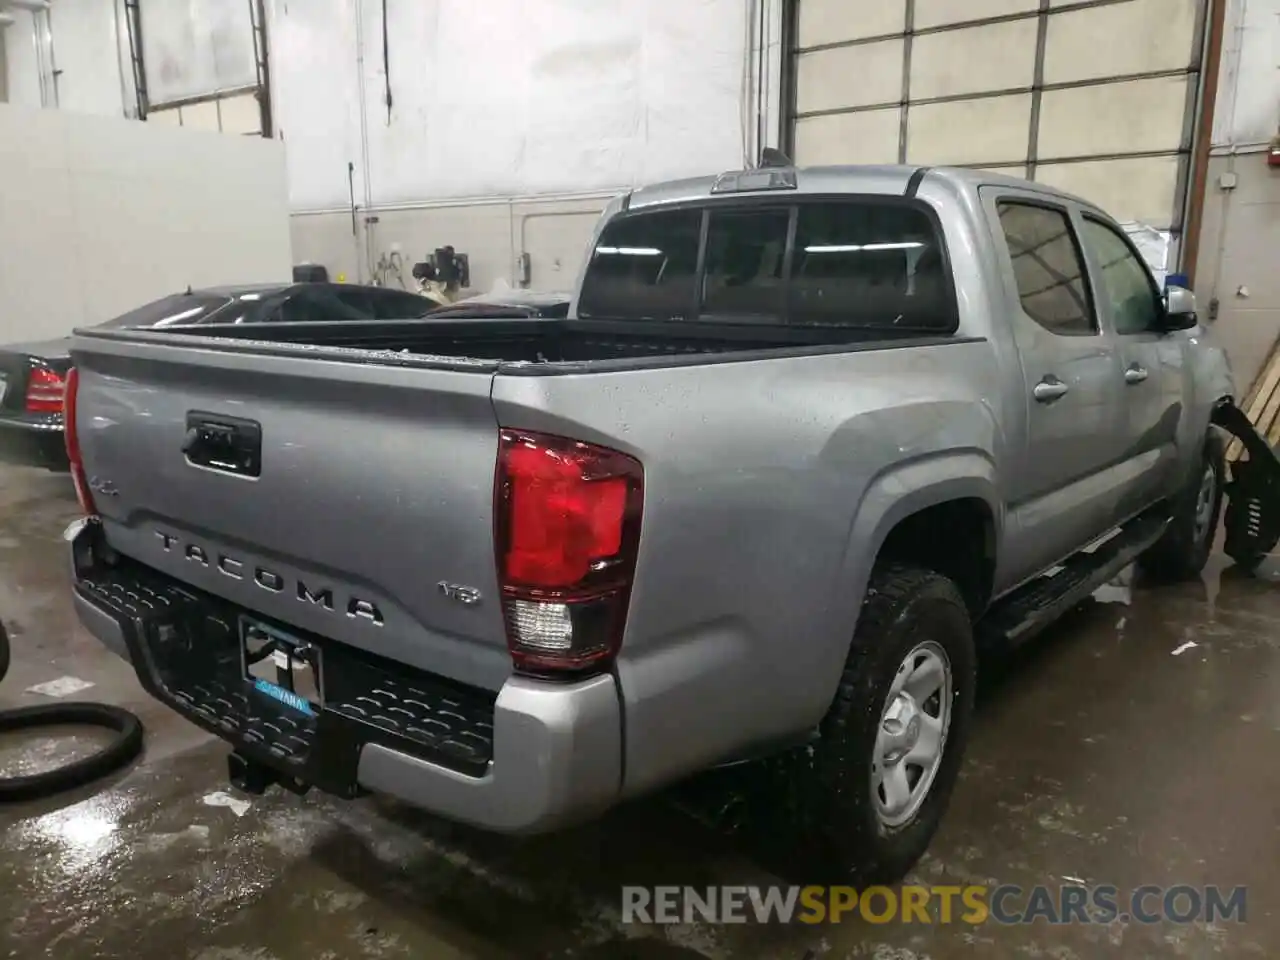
810,452,1001,720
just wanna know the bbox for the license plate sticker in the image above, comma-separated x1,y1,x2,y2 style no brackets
240,617,322,716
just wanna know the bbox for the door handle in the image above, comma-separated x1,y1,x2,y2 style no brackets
1124,364,1149,384
1033,377,1069,403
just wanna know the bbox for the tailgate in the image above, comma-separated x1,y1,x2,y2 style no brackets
70,334,512,692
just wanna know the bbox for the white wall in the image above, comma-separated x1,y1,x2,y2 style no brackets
3,0,780,291
274,0,780,289
0,102,292,342
1198,0,1280,392
1212,0,1279,149
3,8,41,108
270,0,762,212
3,0,133,118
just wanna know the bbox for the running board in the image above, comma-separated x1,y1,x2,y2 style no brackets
977,508,1169,650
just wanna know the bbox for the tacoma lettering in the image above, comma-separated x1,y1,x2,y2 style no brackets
154,530,383,626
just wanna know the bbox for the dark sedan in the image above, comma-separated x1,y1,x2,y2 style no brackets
425,289,572,319
0,282,435,470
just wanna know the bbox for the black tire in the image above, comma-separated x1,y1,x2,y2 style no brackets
0,624,145,803
1138,431,1225,581
778,563,976,885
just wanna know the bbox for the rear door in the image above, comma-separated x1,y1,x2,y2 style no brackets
1077,214,1182,519
983,190,1128,582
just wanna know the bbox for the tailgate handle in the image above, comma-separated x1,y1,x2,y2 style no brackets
183,412,262,478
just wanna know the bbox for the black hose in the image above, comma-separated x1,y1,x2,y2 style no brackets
0,621,144,803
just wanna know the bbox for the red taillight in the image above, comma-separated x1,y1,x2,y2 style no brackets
63,368,97,517
495,429,643,677
25,366,65,413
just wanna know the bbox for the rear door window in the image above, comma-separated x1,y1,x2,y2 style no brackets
790,202,954,331
996,202,1097,336
577,209,702,321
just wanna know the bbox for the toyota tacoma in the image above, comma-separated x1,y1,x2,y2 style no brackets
66,164,1234,882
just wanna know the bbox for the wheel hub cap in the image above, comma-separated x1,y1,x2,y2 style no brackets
1192,465,1217,544
872,641,953,830
880,693,922,761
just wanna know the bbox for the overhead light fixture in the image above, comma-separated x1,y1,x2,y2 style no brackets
595,246,663,256
805,242,925,253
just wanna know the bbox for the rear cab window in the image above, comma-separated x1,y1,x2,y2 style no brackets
578,210,701,321
577,198,957,336
791,203,951,330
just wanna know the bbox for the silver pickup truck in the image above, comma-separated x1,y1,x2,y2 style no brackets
66,164,1233,884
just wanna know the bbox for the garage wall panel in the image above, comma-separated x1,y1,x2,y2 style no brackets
795,40,904,112
907,95,1033,165
219,93,265,135
1042,0,1199,84
1037,76,1190,159
915,0,1038,30
796,108,902,165
798,0,905,45
911,20,1039,100
982,165,1030,179
1035,156,1179,225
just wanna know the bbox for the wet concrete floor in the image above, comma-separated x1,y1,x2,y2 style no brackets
0,463,1277,958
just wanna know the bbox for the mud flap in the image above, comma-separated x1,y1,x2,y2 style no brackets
1211,400,1280,569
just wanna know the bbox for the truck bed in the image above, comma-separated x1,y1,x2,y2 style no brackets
83,316,956,372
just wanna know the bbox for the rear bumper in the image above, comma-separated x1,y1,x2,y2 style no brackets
68,519,622,833
0,415,68,470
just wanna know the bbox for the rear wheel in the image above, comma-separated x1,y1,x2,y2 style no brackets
1139,432,1224,581
777,563,975,885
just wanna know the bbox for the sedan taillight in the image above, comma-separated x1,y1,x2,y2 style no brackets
25,367,66,414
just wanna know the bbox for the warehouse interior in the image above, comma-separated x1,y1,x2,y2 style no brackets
1,1,1279,958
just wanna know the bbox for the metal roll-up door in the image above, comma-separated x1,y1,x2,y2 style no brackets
787,0,1209,244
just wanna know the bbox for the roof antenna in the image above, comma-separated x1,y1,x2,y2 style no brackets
758,147,792,169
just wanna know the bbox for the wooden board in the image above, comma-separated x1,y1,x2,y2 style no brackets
1228,335,1280,461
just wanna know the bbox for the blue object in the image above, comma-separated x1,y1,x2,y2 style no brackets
1166,272,1189,290
253,677,316,716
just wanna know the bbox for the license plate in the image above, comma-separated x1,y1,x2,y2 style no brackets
240,616,323,716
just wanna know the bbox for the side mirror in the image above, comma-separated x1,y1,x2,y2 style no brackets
1162,285,1198,331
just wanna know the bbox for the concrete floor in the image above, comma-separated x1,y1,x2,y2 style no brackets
1,462,1277,959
